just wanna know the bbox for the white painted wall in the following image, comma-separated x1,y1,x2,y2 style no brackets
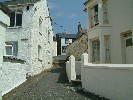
66,55,76,83
108,0,133,64
66,56,81,83
2,62,27,95
75,61,81,75
81,53,133,100
53,41,57,57
86,0,133,64
0,9,10,100
61,38,72,55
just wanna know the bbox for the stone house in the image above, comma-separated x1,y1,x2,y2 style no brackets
0,3,10,99
56,33,76,55
4,0,54,75
53,36,57,57
66,23,87,61
84,0,133,64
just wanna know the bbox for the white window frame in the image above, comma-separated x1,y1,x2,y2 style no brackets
90,4,99,28
105,36,111,63
92,38,100,63
102,0,109,24
8,12,22,28
5,44,13,57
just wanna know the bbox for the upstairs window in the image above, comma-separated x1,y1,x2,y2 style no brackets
10,12,22,27
65,39,69,44
90,4,99,28
103,0,108,24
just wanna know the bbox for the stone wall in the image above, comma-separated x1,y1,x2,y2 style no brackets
5,0,54,76
2,62,27,95
81,53,133,100
0,9,10,100
66,33,88,61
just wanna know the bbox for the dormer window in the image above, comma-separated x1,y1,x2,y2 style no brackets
90,4,99,28
10,12,22,27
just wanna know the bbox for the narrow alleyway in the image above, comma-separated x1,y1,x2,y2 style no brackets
3,63,108,100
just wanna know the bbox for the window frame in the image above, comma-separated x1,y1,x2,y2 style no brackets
91,38,100,63
9,12,22,28
65,38,69,44
62,46,67,53
5,44,13,57
105,36,111,63
90,4,99,28
102,0,109,24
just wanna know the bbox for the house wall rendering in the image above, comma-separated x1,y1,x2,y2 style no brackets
85,0,133,64
0,4,10,99
5,0,54,76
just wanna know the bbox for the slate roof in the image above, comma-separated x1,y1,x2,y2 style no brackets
0,2,11,16
57,33,77,39
4,0,41,5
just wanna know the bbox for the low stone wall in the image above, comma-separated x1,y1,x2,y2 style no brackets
2,62,27,95
81,53,133,100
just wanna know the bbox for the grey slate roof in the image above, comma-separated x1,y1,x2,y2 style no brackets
57,33,77,39
4,0,41,5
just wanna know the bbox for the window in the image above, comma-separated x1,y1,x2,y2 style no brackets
90,4,99,28
5,45,13,56
103,0,108,24
92,39,100,62
62,46,67,53
105,36,110,63
65,39,69,44
48,29,50,42
26,6,29,10
38,45,42,61
5,41,18,57
10,12,22,27
126,38,132,47
39,17,43,33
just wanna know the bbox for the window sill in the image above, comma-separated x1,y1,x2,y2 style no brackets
7,26,22,29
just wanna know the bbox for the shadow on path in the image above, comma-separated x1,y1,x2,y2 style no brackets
51,62,109,100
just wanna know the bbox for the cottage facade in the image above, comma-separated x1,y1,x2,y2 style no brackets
56,33,76,55
85,0,133,64
4,0,54,75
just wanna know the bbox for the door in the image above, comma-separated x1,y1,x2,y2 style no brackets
124,33,133,64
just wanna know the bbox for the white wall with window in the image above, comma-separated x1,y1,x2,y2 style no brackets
61,38,73,55
9,12,22,27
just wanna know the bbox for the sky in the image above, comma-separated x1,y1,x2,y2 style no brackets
1,0,87,35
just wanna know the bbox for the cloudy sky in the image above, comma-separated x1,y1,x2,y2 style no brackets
1,0,87,35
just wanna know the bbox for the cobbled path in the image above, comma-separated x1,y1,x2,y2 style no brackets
3,63,108,100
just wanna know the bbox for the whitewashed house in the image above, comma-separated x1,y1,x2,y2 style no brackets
84,0,133,64
56,33,76,55
4,0,54,76
0,3,10,99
